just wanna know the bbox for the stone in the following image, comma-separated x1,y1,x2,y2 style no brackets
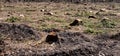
40,9,46,12
88,16,96,19
114,13,120,16
102,17,109,20
0,18,4,20
100,8,108,12
19,14,25,17
65,12,72,15
44,12,54,15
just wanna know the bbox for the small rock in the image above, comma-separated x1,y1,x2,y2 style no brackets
102,17,109,20
1,8,4,11
98,51,105,56
45,31,59,44
70,19,83,26
19,14,25,17
0,18,4,20
89,11,93,13
100,8,108,12
88,16,96,19
65,12,72,15
114,13,120,16
7,14,11,17
12,52,15,54
40,9,46,12
89,7,97,10
44,12,54,15
83,3,87,5
8,12,13,15
28,50,33,53
95,11,100,15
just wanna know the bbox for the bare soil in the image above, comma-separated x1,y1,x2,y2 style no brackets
0,2,120,56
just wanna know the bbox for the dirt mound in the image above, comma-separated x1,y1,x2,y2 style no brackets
3,32,97,56
1,29,120,56
96,33,120,41
110,33,120,40
40,32,120,56
59,32,91,44
92,33,120,56
43,28,61,32
0,23,40,41
0,40,6,56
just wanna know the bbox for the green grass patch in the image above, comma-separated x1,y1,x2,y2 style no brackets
100,19,116,28
6,16,20,23
44,16,65,23
84,28,103,34
73,11,92,17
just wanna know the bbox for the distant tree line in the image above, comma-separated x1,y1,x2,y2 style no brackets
0,0,120,3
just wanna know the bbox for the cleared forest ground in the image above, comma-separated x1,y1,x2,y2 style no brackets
0,2,120,56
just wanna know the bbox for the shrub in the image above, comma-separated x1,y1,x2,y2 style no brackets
74,11,91,17
6,17,20,23
101,19,116,28
84,28,94,34
45,17,65,23
84,28,103,34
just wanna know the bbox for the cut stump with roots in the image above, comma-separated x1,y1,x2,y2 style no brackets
45,32,59,44
70,19,83,26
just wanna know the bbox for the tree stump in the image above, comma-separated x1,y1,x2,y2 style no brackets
70,19,83,26
45,32,59,44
